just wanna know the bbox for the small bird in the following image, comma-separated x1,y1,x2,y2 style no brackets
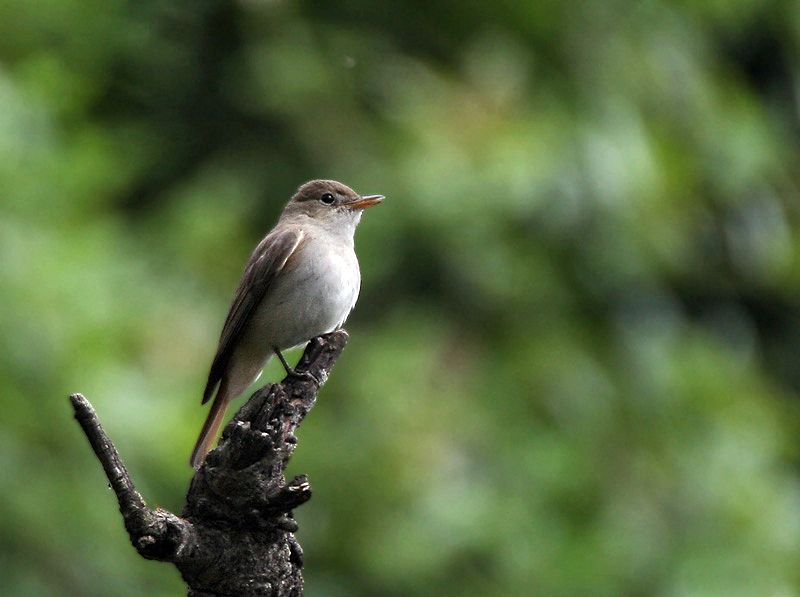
190,179,383,468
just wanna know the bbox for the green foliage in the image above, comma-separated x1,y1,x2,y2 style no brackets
1,1,799,595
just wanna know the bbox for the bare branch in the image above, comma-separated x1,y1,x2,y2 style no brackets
70,393,198,562
71,330,349,595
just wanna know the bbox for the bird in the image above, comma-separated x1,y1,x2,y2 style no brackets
190,179,383,468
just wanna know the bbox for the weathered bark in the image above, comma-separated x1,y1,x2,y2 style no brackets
70,330,348,596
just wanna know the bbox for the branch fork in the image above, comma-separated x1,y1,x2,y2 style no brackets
70,330,349,596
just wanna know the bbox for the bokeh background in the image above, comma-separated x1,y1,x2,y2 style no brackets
2,1,800,595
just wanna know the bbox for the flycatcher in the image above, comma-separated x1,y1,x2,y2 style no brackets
190,179,383,468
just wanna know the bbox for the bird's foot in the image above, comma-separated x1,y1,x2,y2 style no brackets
285,367,321,385
274,347,320,385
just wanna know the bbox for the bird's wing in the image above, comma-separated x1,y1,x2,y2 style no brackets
202,227,306,404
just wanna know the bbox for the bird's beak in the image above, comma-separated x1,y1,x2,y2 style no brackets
347,194,384,210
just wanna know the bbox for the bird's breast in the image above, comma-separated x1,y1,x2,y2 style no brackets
248,234,361,350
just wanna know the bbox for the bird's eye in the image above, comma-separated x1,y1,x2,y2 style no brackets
320,192,335,205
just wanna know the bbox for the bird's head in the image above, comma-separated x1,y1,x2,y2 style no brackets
283,180,383,232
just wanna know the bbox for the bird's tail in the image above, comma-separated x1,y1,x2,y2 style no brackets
190,386,230,469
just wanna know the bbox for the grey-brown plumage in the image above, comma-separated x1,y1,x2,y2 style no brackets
190,180,383,468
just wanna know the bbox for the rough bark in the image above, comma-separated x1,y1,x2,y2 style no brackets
70,330,349,596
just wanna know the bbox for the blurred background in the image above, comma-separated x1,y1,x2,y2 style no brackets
1,0,800,595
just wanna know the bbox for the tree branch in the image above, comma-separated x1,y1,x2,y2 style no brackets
70,393,198,562
70,330,349,596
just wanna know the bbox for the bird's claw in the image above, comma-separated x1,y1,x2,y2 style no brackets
286,368,320,385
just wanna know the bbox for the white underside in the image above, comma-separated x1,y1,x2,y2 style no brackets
223,230,360,398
